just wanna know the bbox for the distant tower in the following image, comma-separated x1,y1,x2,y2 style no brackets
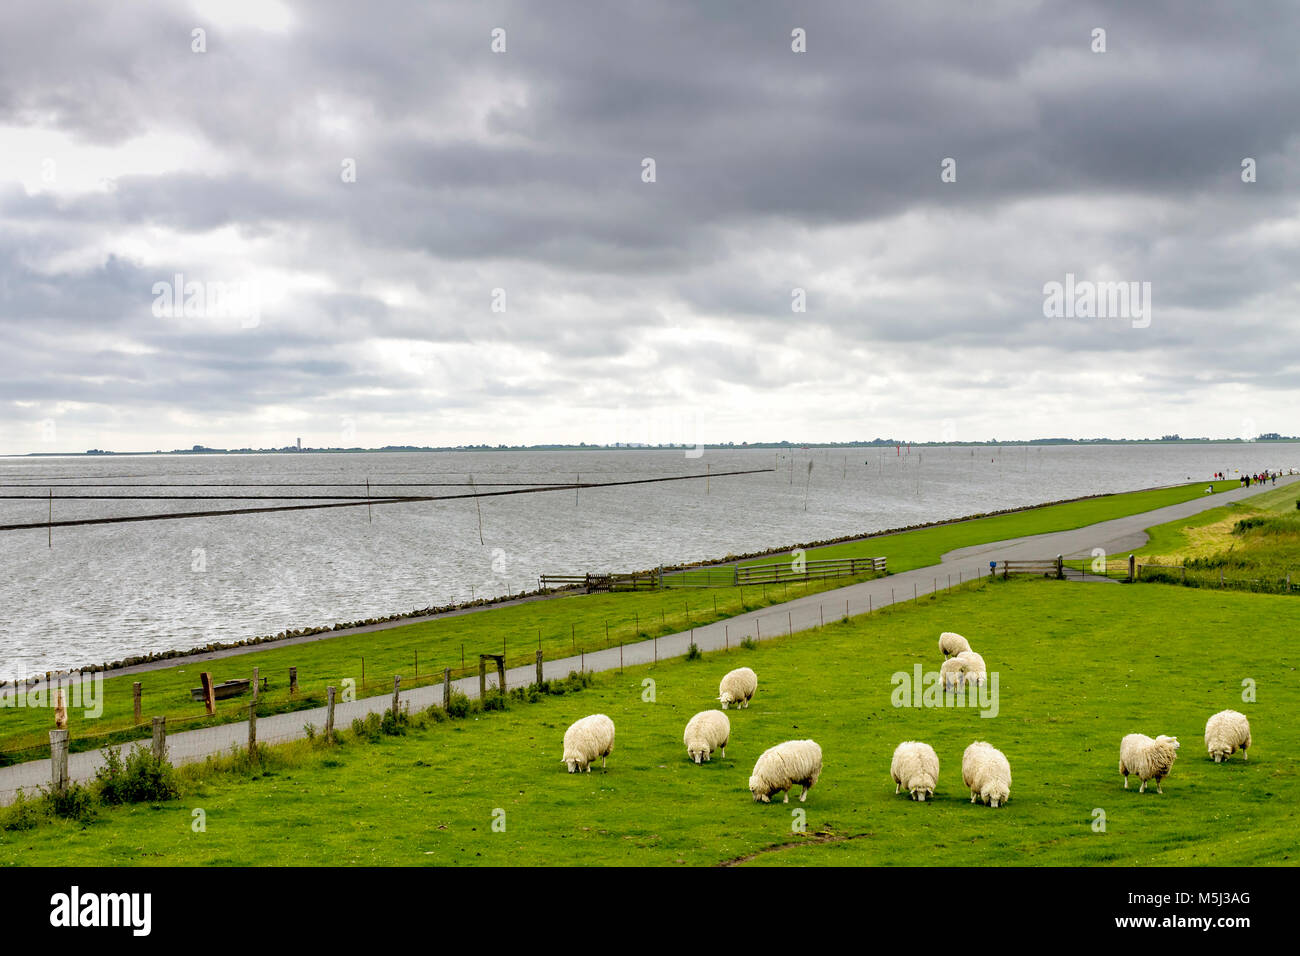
296,437,302,452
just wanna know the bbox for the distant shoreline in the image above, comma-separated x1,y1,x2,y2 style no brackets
7,437,1300,458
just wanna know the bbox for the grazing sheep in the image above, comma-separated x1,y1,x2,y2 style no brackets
891,741,940,802
939,631,972,658
940,657,965,692
1119,733,1180,793
718,667,758,710
561,714,615,773
952,650,987,687
1204,710,1251,763
961,741,1011,808
683,710,731,764
748,740,822,803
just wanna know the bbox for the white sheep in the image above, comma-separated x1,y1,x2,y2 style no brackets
748,740,822,803
561,714,615,773
961,741,1011,808
683,710,730,764
939,631,972,658
891,741,940,801
1204,710,1251,763
718,667,758,710
940,656,965,692
1119,733,1180,793
952,650,986,687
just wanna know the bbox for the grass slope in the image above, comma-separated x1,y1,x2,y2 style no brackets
4,579,1295,866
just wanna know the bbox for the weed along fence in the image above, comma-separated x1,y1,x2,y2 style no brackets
1134,561,1300,595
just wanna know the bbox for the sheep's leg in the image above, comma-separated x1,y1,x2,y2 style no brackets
1138,779,1146,793
1243,747,1248,762
895,782,900,794
1123,773,1129,789
971,791,977,803
799,785,810,802
1155,778,1163,794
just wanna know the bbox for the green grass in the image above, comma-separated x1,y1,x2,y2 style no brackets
0,479,1236,762
5,579,1295,866
0,575,866,761
740,481,1241,573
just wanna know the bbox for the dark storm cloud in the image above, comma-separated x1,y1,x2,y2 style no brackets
1,0,1299,450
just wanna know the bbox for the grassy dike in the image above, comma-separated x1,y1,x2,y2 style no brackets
0,479,1236,761
3,579,1295,866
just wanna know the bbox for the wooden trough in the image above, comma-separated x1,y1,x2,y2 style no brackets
189,677,267,703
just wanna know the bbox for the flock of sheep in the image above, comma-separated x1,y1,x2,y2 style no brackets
560,665,824,803
558,630,1255,806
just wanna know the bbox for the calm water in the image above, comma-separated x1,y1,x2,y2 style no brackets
1,443,1295,678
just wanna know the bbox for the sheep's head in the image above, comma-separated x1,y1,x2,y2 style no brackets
985,782,1010,807
748,776,768,801
1158,735,1180,751
718,693,733,709
562,757,585,773
688,743,707,764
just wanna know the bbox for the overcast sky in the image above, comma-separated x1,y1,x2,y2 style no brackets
1,0,1297,454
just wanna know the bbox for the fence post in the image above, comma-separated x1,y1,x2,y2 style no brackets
200,672,216,716
392,675,401,718
536,649,544,686
1056,554,1064,580
152,716,166,760
248,667,258,752
325,686,336,738
1128,554,1136,583
443,668,451,708
479,657,487,701
289,666,297,696
133,682,142,725
496,657,506,696
49,729,69,794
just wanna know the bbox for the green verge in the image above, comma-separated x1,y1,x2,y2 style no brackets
0,479,1234,761
4,578,1294,866
739,480,1240,572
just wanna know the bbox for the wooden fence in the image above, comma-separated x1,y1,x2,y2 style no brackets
541,555,887,592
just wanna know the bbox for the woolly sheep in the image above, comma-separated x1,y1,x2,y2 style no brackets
951,650,987,687
561,714,615,773
891,741,940,801
1204,710,1251,763
940,656,965,692
748,739,822,803
683,710,730,764
939,631,972,658
961,741,1011,808
1119,733,1179,793
718,667,758,710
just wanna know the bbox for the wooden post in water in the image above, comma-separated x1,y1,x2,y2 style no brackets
49,729,69,794
133,682,142,725
152,716,166,760
325,686,336,737
199,672,216,716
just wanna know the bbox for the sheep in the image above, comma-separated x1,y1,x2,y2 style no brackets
939,631,971,658
891,741,940,801
961,741,1011,808
718,667,758,710
940,656,965,692
748,740,822,803
1204,710,1251,763
561,714,615,773
1119,733,1180,793
683,710,730,764
951,650,986,687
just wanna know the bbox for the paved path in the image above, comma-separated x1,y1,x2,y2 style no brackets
2,477,1291,803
